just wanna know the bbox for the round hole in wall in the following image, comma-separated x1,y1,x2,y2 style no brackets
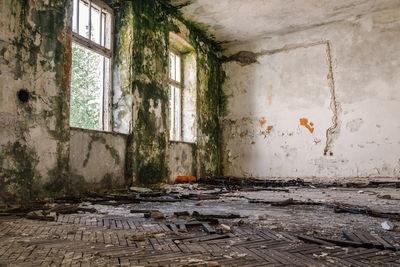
17,89,30,103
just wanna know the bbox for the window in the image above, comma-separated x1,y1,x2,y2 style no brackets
70,0,113,131
168,32,197,143
169,51,182,141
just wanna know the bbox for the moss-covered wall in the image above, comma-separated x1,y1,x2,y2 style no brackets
112,1,134,134
122,0,225,184
0,0,71,202
0,0,225,202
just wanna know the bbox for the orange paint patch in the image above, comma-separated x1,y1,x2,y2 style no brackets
300,118,314,133
260,131,266,135
267,125,273,133
176,176,196,183
259,117,267,126
240,88,248,94
268,95,273,104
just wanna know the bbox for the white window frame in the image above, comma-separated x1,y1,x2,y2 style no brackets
169,50,182,141
70,0,114,131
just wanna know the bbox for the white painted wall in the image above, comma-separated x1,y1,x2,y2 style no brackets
222,7,400,180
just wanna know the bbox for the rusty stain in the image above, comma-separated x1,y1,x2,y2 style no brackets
267,85,274,104
259,117,266,126
300,118,314,133
328,80,333,88
240,88,247,94
239,130,248,138
327,73,331,80
60,28,72,90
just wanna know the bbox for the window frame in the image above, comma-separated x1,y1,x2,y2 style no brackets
70,0,114,132
168,49,183,141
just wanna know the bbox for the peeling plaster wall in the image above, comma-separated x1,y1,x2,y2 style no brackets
70,129,126,190
112,1,134,134
222,6,400,180
0,0,71,201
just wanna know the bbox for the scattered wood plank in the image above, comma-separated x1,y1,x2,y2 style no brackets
192,211,244,220
130,209,159,214
297,235,335,246
138,198,182,203
174,211,190,217
202,223,216,234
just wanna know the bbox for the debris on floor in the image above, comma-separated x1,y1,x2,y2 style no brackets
0,178,399,266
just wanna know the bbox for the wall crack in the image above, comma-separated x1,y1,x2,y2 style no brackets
323,41,341,156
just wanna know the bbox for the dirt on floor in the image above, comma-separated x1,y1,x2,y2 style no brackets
0,178,399,266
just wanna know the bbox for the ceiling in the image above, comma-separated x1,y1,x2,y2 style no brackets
172,0,400,45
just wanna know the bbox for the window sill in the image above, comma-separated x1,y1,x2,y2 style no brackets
169,140,196,145
70,127,129,136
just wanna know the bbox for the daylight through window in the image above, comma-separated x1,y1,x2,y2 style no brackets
169,51,182,141
70,0,113,131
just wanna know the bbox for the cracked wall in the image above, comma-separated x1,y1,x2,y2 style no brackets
222,6,400,180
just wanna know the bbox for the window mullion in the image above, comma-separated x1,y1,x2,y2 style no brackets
177,87,181,140
101,56,105,130
88,0,92,41
174,54,177,81
76,0,80,35
100,8,103,45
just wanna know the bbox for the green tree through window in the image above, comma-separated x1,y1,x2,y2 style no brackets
70,0,112,131
70,42,104,130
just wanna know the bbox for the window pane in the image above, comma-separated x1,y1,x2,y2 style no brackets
91,6,101,44
175,54,181,83
169,85,175,139
101,12,106,46
174,87,181,140
169,53,175,81
72,0,78,32
78,0,90,38
104,11,112,49
70,42,104,130
103,56,111,131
